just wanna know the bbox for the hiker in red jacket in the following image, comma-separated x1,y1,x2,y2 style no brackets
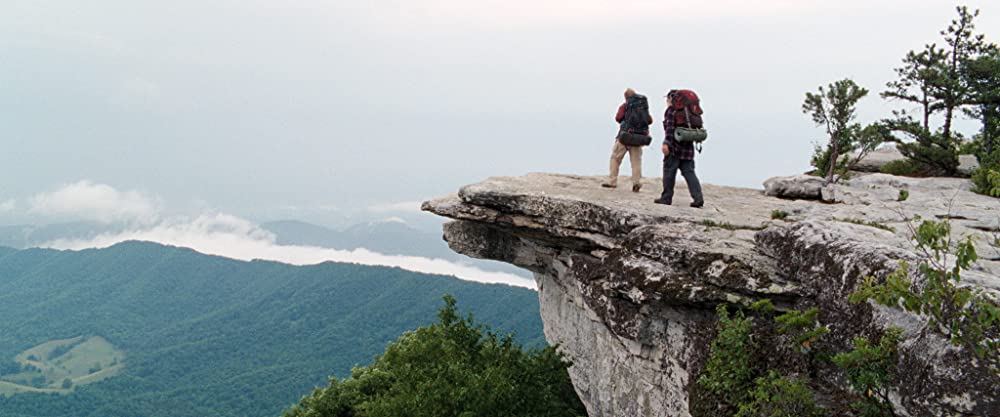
603,88,653,192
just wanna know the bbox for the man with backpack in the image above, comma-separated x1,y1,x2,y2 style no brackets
654,89,705,208
603,88,653,192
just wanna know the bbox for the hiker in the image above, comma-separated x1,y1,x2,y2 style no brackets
655,89,704,208
603,88,653,192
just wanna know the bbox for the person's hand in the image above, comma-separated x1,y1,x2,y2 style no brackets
662,143,670,155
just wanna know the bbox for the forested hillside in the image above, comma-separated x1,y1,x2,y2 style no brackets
0,242,543,417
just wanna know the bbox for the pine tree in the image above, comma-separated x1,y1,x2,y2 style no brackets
883,6,993,176
802,79,881,182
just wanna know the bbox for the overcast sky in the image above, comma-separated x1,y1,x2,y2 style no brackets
2,0,999,228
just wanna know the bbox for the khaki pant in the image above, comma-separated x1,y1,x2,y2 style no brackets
607,141,642,187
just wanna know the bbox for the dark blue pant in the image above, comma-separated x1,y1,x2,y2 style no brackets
660,155,703,204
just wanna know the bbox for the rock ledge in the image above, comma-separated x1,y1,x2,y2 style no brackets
423,172,999,417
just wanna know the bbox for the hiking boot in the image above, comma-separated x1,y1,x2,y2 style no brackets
632,184,642,193
601,183,617,189
653,198,671,205
690,202,704,208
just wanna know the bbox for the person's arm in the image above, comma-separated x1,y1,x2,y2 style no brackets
647,113,653,125
662,108,673,155
615,104,625,123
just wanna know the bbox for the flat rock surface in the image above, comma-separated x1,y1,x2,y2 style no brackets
427,172,1000,280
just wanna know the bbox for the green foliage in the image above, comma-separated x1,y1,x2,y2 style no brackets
882,6,996,176
282,296,586,417
886,119,959,176
964,51,1000,156
852,220,1000,374
0,242,545,417
697,304,757,414
971,168,1000,197
831,329,903,417
897,189,909,202
775,308,829,355
879,158,931,177
803,79,883,182
735,371,824,417
750,299,776,314
771,210,790,221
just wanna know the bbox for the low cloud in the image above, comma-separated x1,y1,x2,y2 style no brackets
29,181,160,225
43,213,535,289
367,201,423,214
0,199,14,212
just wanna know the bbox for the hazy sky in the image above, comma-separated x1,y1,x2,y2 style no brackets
2,0,999,228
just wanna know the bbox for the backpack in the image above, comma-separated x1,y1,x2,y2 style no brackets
669,89,704,129
668,89,708,146
622,94,650,135
617,94,652,147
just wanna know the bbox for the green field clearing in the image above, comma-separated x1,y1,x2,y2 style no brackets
0,336,124,396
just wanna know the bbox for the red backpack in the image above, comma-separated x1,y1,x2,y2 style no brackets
669,90,704,129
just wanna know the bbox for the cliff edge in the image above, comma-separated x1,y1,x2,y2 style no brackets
423,172,999,417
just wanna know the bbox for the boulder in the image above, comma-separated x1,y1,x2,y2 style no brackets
763,174,825,200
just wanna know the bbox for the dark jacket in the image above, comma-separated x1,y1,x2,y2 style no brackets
664,107,695,160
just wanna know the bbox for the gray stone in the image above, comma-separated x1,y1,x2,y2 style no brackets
423,172,1000,417
763,174,825,200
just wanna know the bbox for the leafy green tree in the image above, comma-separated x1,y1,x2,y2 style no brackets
853,220,1000,374
831,329,902,417
282,295,586,417
803,79,882,182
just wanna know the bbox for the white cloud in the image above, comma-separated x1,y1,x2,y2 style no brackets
43,213,535,289
28,181,160,225
0,199,15,212
367,201,422,214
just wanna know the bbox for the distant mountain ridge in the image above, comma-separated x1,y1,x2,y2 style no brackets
0,219,531,279
260,219,530,278
0,241,543,417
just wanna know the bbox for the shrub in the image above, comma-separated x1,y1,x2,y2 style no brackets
771,210,790,220
971,168,1000,197
697,304,756,414
897,189,909,202
735,371,825,417
879,159,932,177
775,308,829,357
852,220,1000,374
831,329,903,417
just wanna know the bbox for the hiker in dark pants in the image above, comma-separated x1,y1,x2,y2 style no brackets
654,91,704,207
